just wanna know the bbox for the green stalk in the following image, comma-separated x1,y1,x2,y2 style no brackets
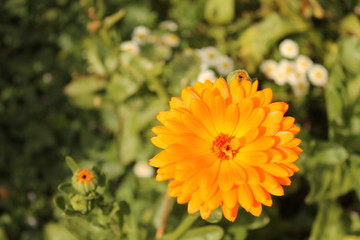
166,214,199,240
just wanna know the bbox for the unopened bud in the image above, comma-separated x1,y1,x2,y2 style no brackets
72,169,98,195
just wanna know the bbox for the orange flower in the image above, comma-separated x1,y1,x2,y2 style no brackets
150,71,302,222
76,169,95,183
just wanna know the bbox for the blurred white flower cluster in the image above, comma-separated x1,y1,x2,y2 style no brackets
196,46,235,83
119,21,180,60
261,39,328,96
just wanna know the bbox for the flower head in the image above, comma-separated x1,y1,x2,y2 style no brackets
134,161,154,178
308,64,328,87
161,33,180,48
291,79,310,97
159,20,178,32
216,55,234,75
279,39,299,59
260,60,278,79
72,169,98,194
120,41,140,54
132,26,151,44
197,47,220,66
150,70,302,221
196,69,217,83
295,55,313,73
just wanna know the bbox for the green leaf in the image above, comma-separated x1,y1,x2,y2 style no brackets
44,223,77,240
309,200,349,240
204,0,234,24
66,156,79,173
54,196,66,211
306,163,353,203
309,142,348,166
349,154,360,199
238,13,308,72
58,183,77,195
178,226,224,240
341,14,360,38
225,226,247,240
339,36,360,75
236,209,270,230
64,217,116,240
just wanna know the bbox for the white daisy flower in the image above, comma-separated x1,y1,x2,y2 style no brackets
133,161,154,178
132,26,151,44
215,55,234,75
197,47,220,66
161,33,180,48
278,59,296,83
260,60,278,79
295,55,313,73
308,64,328,87
272,69,288,86
279,39,299,59
159,20,178,31
291,79,310,96
197,69,217,83
120,41,140,54
288,70,306,86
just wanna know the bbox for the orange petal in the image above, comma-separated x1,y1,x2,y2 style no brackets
218,160,235,191
222,204,238,222
214,77,230,99
236,151,268,166
207,191,222,210
190,99,218,136
179,110,214,141
239,136,275,152
237,184,254,211
250,184,272,206
274,131,294,145
151,136,168,149
200,205,212,219
262,163,292,177
199,160,220,188
281,138,301,148
222,188,238,208
249,201,262,216
224,104,240,135
177,192,191,204
235,108,265,137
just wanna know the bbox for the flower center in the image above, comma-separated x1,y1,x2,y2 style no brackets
76,169,94,183
212,133,240,160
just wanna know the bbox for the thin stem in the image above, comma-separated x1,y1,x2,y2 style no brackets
156,189,172,238
167,213,199,240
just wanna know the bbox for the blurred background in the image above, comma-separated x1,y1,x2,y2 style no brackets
1,0,360,239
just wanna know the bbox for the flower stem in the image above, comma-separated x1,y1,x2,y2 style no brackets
156,189,172,238
166,213,199,240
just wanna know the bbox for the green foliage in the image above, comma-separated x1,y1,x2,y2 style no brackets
2,0,360,239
